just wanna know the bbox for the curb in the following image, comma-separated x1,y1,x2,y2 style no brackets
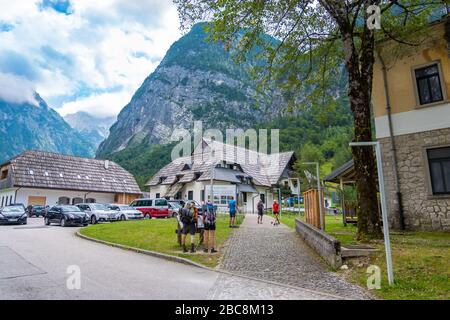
75,230,356,300
76,231,209,270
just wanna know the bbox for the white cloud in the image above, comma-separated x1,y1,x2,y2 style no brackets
0,0,181,117
0,72,38,105
58,90,132,118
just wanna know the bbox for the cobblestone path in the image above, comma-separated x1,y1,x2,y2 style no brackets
213,214,371,300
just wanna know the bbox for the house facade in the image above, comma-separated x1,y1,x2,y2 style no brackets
372,15,450,231
0,150,142,207
146,139,297,213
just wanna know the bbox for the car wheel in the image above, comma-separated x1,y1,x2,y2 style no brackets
44,217,50,226
121,215,126,221
91,215,97,224
60,217,66,227
83,224,88,227
144,214,150,220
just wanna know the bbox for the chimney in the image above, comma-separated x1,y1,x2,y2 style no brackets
104,160,110,170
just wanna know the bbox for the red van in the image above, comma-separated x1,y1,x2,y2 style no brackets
130,198,169,219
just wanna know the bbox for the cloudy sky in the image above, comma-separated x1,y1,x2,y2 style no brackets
0,0,181,118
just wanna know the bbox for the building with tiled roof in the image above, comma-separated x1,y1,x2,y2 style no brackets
0,150,142,207
146,138,298,213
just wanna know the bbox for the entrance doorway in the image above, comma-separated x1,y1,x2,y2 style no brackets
28,196,46,206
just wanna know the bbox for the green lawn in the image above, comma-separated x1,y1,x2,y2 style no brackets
277,213,450,300
80,214,243,268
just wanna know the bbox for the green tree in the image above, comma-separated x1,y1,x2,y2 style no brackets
174,0,447,239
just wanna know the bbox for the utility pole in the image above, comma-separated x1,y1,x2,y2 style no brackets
350,141,394,286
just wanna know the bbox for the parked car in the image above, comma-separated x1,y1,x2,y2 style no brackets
8,203,26,210
44,205,89,227
107,204,144,221
0,206,27,225
130,198,169,219
168,201,182,218
170,199,186,207
26,205,46,217
76,203,117,224
186,200,204,213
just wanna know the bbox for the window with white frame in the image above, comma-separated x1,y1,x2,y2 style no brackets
414,63,445,106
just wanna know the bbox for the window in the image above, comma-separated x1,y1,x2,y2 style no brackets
188,191,193,201
155,193,160,199
260,194,265,204
200,190,205,202
427,147,450,194
243,192,248,203
155,199,167,206
1,169,8,180
1,196,4,207
414,63,444,105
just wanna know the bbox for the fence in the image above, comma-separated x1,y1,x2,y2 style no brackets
304,189,324,230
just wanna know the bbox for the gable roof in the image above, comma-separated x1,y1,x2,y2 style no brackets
6,150,141,194
146,138,295,188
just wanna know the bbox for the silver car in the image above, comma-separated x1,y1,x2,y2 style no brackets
107,204,143,221
76,203,117,224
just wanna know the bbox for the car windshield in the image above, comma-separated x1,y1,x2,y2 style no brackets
91,204,108,210
118,205,133,210
2,207,23,213
62,206,82,213
34,206,44,209
169,202,181,208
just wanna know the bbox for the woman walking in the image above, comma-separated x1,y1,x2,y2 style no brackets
272,200,280,226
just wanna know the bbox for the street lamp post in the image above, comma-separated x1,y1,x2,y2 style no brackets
350,141,394,286
303,162,323,230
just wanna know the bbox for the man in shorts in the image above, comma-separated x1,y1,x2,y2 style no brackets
257,198,265,224
228,198,238,228
181,203,197,253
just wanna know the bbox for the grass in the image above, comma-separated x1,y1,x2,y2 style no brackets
276,212,450,300
80,214,243,268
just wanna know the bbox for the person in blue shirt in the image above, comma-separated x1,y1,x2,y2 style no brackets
228,198,238,228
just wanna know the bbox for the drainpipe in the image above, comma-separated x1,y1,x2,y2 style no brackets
377,51,405,230
14,187,22,204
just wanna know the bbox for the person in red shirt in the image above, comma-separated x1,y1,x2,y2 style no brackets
272,200,280,226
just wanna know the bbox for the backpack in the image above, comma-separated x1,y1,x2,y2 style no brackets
205,207,216,224
181,208,193,223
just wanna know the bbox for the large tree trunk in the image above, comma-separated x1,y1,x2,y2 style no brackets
336,7,383,239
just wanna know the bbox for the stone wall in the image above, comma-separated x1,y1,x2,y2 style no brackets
295,219,342,268
380,128,450,231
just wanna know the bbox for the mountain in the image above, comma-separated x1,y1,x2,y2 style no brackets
97,23,354,189
64,111,116,149
0,93,95,163
96,22,285,157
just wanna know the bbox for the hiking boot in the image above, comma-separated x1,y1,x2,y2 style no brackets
203,248,209,253
210,248,218,253
183,245,188,253
190,244,196,253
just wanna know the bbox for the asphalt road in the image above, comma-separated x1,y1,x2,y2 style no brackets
0,218,344,300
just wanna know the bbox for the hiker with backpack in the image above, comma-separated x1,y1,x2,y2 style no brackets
203,200,217,254
180,202,198,253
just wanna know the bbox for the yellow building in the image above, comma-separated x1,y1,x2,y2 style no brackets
372,15,450,231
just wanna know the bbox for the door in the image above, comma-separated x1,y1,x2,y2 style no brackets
28,196,46,206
